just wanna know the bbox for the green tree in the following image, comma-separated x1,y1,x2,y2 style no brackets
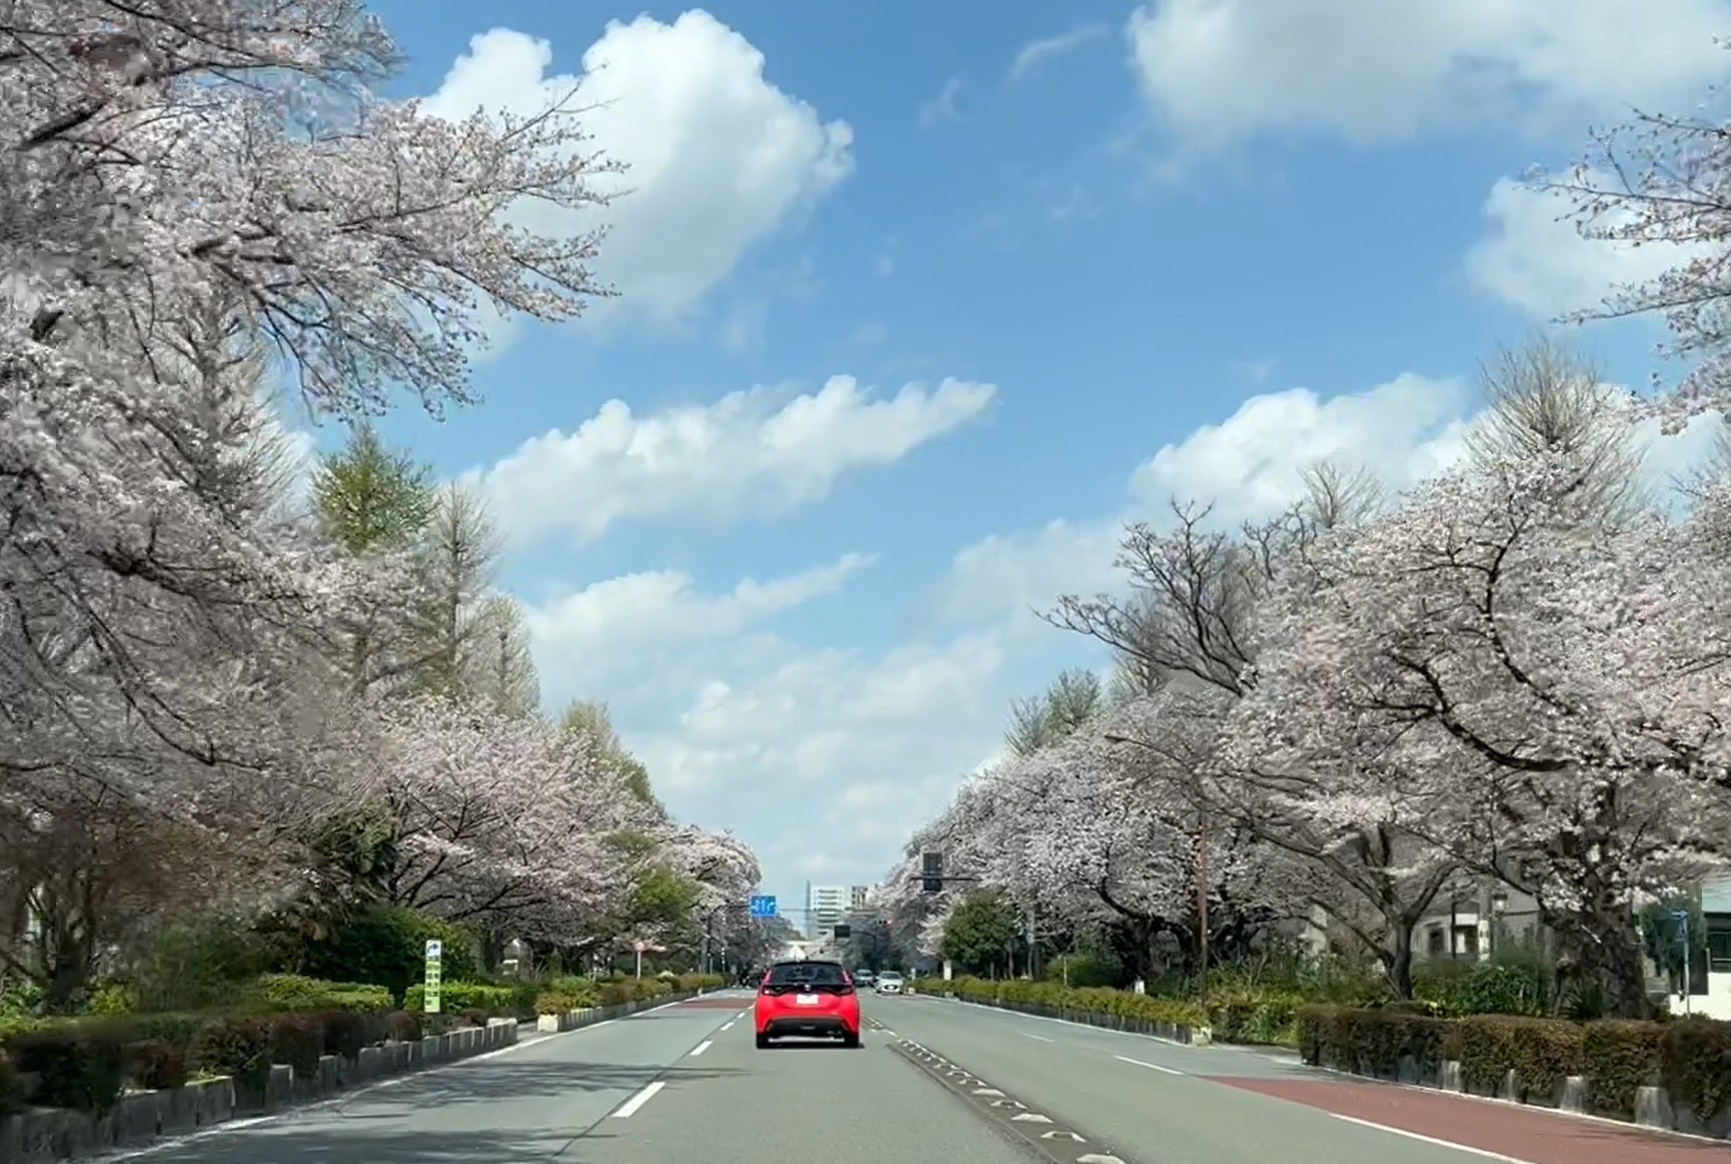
559,699,661,812
310,425,438,696
941,893,1020,977
1005,668,1104,757
311,423,437,555
411,482,505,701
469,594,540,717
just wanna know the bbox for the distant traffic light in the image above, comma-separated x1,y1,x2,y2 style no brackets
921,851,944,893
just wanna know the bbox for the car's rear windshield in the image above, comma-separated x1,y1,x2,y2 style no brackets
765,962,848,986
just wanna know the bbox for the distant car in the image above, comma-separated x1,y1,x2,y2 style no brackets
853,969,877,988
755,959,861,1049
875,972,904,995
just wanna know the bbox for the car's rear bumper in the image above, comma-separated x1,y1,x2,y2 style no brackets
758,1014,858,1038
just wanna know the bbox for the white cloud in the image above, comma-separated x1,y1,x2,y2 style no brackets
917,78,965,129
511,533,1081,892
923,370,1722,634
423,15,853,342
1129,373,1472,522
1464,173,1712,320
1125,0,1730,154
510,369,1726,898
524,552,872,662
476,373,997,548
1010,24,1107,80
920,519,1123,629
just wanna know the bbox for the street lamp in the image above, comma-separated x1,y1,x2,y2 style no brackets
1103,732,1210,986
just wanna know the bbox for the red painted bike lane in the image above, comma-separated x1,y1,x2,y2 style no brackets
1213,1075,1731,1162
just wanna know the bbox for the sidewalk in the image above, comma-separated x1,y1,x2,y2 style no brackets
1215,1073,1731,1162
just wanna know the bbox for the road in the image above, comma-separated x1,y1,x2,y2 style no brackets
115,990,1730,1164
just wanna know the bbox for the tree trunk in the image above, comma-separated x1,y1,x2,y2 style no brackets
1385,919,1415,1000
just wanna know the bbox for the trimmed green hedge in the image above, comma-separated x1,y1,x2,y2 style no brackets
1296,1005,1731,1126
935,976,1209,1031
0,974,451,1115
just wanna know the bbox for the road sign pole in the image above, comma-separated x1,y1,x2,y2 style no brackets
1674,910,1692,1014
423,939,444,1015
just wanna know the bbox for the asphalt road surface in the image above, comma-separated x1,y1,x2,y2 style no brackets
112,989,1730,1164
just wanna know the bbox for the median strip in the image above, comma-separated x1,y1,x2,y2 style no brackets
888,1038,1129,1164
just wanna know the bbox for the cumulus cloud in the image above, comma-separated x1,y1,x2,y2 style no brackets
1129,373,1471,521
1464,172,1714,320
476,374,997,548
524,553,873,661
510,531,1074,890
1124,0,1730,153
923,370,1722,633
423,13,853,343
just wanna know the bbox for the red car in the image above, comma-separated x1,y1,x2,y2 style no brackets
754,959,861,1048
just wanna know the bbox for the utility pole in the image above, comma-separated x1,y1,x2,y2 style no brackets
1026,900,1039,980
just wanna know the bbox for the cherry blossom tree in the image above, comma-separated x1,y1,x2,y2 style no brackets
1,0,614,801
1239,449,1731,1015
359,695,641,942
656,825,762,914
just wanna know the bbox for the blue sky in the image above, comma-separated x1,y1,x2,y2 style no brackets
307,0,1731,919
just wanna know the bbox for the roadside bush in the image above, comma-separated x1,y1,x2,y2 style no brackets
124,1039,190,1091
188,1014,274,1092
267,1013,325,1079
5,1017,131,1113
385,1010,423,1042
1451,1014,1583,1101
1660,1015,1731,1125
126,913,282,1013
1415,959,1546,1018
1581,1019,1665,1120
403,981,524,1017
1207,989,1305,1046
1043,952,1122,988
297,904,478,1001
597,977,674,1007
86,983,138,1016
318,1009,372,1060
1296,1003,1450,1078
254,974,392,1013
943,976,1208,1030
1295,1002,1712,1129
0,1053,21,1114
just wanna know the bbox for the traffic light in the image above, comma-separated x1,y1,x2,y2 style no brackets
921,851,944,894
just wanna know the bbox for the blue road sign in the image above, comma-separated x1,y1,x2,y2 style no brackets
749,894,777,918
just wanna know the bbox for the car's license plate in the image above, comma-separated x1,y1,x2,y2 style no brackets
795,993,819,1006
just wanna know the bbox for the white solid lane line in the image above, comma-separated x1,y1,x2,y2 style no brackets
688,1040,713,1057
612,1081,666,1118
1114,1054,1184,1076
1327,1114,1534,1163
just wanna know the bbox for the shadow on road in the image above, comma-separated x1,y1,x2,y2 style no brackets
152,1126,630,1163
339,1060,740,1108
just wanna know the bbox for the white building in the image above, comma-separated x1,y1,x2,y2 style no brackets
1670,873,1731,1019
807,884,848,935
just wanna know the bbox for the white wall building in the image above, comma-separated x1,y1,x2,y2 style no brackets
1669,873,1731,1019
807,884,848,936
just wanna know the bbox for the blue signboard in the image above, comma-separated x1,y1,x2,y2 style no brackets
748,894,777,918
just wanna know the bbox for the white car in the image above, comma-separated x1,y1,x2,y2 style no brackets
875,972,904,995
